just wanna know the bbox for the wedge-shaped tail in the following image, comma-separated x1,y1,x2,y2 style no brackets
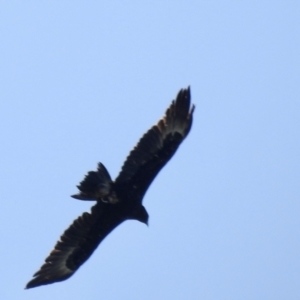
71,163,112,200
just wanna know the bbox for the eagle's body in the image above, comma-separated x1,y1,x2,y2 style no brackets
26,87,194,289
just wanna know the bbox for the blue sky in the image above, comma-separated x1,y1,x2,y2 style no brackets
1,2,299,299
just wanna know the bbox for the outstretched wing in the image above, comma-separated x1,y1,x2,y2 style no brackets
115,87,194,199
26,203,123,289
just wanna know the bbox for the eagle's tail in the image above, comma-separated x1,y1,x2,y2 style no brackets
71,163,112,200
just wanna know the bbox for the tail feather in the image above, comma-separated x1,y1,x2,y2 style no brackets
71,163,112,201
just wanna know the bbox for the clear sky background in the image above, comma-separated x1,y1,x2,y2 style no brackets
1,2,299,300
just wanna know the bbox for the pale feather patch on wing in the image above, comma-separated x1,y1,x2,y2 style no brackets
157,87,195,139
26,210,98,289
26,244,76,288
35,247,75,277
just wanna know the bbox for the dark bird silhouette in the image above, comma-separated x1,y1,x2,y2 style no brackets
26,87,195,289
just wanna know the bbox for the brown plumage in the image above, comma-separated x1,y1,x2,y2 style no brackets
26,87,195,289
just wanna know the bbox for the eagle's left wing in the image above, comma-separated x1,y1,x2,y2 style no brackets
26,203,123,289
115,87,194,199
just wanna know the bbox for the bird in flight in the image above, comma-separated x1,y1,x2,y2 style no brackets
26,87,195,289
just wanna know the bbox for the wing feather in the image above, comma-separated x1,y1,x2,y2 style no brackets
115,87,194,198
26,203,123,289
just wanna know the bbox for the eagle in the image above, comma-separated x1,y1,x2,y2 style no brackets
26,87,195,289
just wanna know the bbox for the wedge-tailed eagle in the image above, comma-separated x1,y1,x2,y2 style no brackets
26,87,195,289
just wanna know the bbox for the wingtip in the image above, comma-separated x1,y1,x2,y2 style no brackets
186,85,191,94
25,275,44,289
182,86,195,115
25,279,38,290
180,85,191,97
25,285,33,290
